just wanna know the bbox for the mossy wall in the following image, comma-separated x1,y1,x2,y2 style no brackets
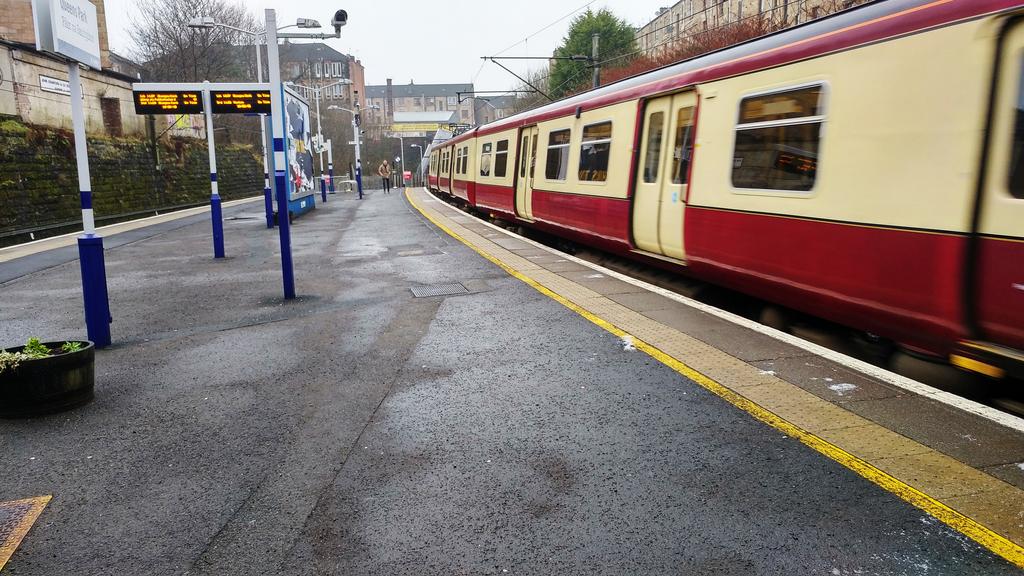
0,119,262,247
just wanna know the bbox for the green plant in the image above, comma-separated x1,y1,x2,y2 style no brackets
61,341,83,353
0,350,29,374
22,337,51,359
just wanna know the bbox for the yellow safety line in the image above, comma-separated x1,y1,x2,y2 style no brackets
0,495,51,571
405,188,1024,569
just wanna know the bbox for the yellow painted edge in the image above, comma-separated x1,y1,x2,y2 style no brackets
406,187,1024,569
0,495,52,571
951,354,1006,379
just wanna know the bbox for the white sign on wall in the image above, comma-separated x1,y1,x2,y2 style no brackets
31,0,102,70
39,75,70,95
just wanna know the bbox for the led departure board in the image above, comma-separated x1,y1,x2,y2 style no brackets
133,91,203,114
211,91,272,114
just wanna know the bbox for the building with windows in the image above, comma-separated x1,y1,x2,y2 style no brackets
472,95,517,126
635,0,867,56
278,42,365,109
0,0,153,136
365,80,476,131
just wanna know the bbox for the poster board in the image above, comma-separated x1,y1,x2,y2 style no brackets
281,85,315,202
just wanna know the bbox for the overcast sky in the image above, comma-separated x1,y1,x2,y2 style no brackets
101,0,661,91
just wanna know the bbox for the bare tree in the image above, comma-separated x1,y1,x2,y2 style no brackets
129,0,260,82
509,68,551,114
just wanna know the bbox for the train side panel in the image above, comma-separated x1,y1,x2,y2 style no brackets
684,18,992,356
526,101,637,250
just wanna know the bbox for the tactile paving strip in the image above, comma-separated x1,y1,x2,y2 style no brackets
0,496,51,570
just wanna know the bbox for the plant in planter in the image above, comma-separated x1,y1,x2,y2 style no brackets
0,337,95,418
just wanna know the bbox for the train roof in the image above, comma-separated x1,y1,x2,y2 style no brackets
441,0,1016,146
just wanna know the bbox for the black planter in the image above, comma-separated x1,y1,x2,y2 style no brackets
0,341,95,418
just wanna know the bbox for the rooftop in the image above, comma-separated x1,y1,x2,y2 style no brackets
393,111,458,123
366,82,474,99
279,42,350,62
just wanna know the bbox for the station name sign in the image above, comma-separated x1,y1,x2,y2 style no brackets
211,90,272,114
133,91,203,114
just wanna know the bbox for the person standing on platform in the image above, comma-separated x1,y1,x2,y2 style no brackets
378,160,392,194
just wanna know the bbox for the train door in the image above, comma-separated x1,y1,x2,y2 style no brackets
631,91,696,261
969,23,1024,357
515,126,539,220
443,146,453,194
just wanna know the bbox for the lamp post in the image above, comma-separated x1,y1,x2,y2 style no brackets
264,8,347,299
287,78,352,202
188,17,276,228
328,101,379,199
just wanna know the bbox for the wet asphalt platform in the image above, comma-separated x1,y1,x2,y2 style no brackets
0,189,1021,575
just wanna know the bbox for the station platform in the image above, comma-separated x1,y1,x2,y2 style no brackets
0,187,1023,574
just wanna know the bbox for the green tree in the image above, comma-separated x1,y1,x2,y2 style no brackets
549,9,636,99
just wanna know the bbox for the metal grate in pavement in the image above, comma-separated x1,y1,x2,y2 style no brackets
410,283,469,298
0,496,51,570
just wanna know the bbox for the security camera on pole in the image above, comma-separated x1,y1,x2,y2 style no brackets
32,0,111,346
265,7,348,299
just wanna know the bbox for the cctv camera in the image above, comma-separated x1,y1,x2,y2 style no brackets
332,10,348,33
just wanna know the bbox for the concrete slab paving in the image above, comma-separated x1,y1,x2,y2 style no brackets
0,188,1020,574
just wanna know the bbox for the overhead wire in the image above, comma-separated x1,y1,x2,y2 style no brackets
474,0,598,88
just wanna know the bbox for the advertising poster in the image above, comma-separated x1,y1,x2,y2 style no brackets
282,86,315,200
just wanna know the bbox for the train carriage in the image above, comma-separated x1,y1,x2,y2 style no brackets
426,0,1024,380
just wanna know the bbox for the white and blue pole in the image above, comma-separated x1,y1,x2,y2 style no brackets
202,83,225,258
266,9,295,299
353,110,363,199
327,139,335,194
68,62,111,347
254,38,273,229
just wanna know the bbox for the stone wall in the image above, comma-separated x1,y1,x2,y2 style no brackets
0,119,262,247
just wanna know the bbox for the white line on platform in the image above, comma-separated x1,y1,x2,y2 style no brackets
423,189,1024,434
0,196,263,263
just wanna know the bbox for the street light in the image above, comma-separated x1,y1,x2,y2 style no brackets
186,17,274,228
327,102,379,199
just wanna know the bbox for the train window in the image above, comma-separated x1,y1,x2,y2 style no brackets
579,122,612,182
1009,57,1024,199
455,148,462,175
672,107,695,184
545,129,571,180
520,136,529,177
480,142,493,177
495,140,509,178
732,85,824,191
643,112,665,183
463,146,469,174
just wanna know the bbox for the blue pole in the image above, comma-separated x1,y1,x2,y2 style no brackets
320,175,327,203
68,63,111,347
356,160,363,199
267,10,295,300
210,186,224,258
328,164,335,194
78,235,111,347
263,171,274,228
274,138,295,299
202,87,225,258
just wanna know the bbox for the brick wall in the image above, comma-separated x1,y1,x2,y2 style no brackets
0,119,263,247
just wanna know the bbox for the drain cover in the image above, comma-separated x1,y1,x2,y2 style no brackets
410,283,469,298
0,496,50,570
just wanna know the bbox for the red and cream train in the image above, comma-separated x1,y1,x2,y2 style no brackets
427,0,1024,381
